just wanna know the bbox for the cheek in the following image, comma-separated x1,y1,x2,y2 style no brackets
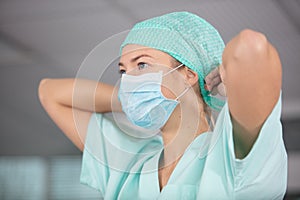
161,85,177,99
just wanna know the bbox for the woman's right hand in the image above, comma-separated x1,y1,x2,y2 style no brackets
38,78,119,151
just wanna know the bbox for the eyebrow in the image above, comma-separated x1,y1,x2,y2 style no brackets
118,54,153,66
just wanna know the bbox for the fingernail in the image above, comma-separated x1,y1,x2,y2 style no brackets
204,84,209,91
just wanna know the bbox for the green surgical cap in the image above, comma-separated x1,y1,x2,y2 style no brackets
120,11,225,111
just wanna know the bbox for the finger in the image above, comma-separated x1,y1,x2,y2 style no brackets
210,86,218,95
217,83,226,97
210,75,222,88
205,67,220,83
205,75,222,91
205,82,213,91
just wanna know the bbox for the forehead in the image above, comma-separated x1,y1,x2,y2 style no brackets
120,44,172,61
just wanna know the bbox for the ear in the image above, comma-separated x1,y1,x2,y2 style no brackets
184,67,199,87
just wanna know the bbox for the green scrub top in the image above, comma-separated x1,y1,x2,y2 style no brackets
80,95,287,199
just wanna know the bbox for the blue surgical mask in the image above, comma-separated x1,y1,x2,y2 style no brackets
118,64,189,130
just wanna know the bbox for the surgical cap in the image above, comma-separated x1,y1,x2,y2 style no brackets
120,11,225,111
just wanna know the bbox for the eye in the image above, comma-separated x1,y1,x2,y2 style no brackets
137,62,149,70
119,69,126,75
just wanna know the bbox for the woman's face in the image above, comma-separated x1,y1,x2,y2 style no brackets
119,44,186,100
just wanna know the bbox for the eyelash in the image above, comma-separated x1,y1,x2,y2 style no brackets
137,62,149,70
119,69,126,74
119,62,150,75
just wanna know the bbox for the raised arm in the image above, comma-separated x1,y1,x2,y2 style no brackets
220,29,282,159
38,78,120,151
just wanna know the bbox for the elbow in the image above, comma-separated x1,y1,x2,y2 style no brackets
38,78,51,106
223,28,282,92
234,29,269,59
238,29,281,80
224,29,281,79
239,29,268,50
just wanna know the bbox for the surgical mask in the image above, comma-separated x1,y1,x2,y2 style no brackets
118,64,189,130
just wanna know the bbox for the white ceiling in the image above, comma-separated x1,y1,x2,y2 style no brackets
0,0,299,155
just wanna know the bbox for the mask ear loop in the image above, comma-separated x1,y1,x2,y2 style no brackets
162,63,189,102
163,63,184,77
175,87,190,101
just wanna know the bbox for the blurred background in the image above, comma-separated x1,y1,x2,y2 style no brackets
0,0,299,199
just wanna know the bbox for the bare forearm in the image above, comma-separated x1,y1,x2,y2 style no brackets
39,78,119,113
220,29,282,158
38,78,120,151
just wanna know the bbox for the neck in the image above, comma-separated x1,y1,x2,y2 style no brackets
160,93,209,166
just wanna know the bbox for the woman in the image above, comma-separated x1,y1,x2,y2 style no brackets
38,12,287,199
